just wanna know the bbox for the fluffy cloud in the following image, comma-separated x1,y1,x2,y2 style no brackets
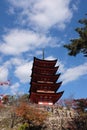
0,0,82,96
0,29,57,55
10,82,20,95
46,56,65,73
61,62,87,84
45,57,87,85
10,57,28,66
0,66,9,82
8,0,73,30
0,0,78,56
14,61,33,83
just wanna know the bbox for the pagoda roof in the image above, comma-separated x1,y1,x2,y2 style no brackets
34,57,57,68
29,91,64,104
32,65,59,75
31,73,60,83
30,81,62,93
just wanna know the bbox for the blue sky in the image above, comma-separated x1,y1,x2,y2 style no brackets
0,0,87,99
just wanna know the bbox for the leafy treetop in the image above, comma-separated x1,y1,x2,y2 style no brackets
64,15,87,57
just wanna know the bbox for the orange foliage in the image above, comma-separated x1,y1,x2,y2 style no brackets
2,95,8,104
15,102,48,126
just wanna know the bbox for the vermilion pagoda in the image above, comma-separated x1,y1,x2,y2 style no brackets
29,57,64,105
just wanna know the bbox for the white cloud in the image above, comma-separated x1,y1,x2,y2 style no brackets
46,56,65,73
0,57,3,63
0,57,26,83
0,66,9,82
8,0,74,30
57,60,66,73
45,57,87,85
0,29,57,55
72,0,80,11
10,57,27,66
14,61,33,83
61,62,87,84
0,0,78,57
10,82,20,95
46,56,56,60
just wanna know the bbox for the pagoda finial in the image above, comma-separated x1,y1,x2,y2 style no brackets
42,49,44,60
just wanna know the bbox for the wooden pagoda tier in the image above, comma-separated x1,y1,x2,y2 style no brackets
32,65,59,75
30,81,62,93
29,57,64,105
30,91,64,104
31,73,60,83
33,57,57,68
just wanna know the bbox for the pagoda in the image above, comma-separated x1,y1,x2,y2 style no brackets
29,57,64,105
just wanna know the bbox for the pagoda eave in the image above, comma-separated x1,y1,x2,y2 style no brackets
31,73,61,83
32,65,59,75
29,81,62,93
30,91,64,104
34,57,57,67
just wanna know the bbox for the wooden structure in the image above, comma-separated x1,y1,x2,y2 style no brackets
29,57,64,105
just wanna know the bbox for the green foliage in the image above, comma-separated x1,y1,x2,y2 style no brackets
18,123,29,130
64,15,87,57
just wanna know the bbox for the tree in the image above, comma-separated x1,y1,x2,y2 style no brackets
18,94,29,103
64,16,87,57
66,98,87,130
74,98,87,112
15,102,48,129
2,95,9,104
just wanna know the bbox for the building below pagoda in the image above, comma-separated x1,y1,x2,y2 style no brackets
29,57,64,105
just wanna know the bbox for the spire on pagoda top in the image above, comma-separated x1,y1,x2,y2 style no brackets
42,48,45,60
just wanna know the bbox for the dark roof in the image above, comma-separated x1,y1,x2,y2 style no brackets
34,57,57,68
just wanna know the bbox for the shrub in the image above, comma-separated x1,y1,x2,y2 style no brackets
15,102,48,127
18,123,29,130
